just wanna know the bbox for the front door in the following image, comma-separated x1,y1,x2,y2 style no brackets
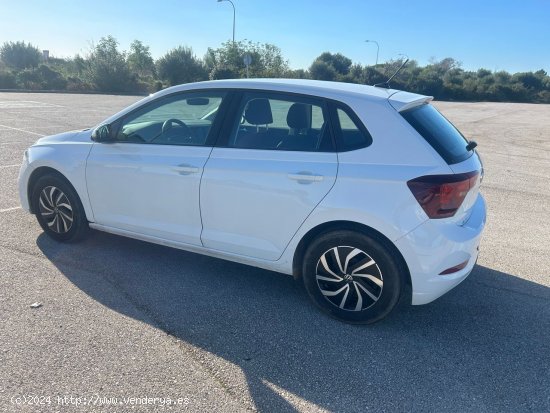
86,91,226,245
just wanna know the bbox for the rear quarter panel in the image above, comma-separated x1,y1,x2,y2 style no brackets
277,97,452,272
323,96,451,240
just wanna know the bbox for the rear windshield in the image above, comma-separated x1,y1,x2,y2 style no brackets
401,104,472,164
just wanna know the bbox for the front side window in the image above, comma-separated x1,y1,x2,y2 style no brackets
226,92,334,152
115,92,225,146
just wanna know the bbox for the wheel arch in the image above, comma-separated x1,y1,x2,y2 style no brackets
292,220,412,288
27,167,80,214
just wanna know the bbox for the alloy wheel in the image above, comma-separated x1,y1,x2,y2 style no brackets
315,246,383,311
38,186,74,234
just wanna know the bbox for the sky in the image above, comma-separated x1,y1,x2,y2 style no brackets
1,0,548,73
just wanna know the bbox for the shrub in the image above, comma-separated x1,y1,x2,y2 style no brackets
0,41,41,70
0,70,17,88
157,46,207,86
86,36,134,92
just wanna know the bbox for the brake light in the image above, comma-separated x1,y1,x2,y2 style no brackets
407,171,479,219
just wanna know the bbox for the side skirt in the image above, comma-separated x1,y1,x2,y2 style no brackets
88,223,293,276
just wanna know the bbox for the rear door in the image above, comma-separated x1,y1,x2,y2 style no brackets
200,91,338,260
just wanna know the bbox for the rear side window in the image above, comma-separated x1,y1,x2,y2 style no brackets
225,92,334,152
401,104,471,164
332,106,373,151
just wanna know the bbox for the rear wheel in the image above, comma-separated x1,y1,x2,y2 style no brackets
302,230,402,324
31,174,89,242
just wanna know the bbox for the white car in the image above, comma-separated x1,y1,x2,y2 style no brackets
18,79,486,323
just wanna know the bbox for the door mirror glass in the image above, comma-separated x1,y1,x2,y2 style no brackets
91,124,113,142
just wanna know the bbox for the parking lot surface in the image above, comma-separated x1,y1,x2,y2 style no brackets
0,92,548,412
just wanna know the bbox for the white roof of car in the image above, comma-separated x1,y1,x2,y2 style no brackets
158,79,432,111
165,78,395,98
101,78,431,126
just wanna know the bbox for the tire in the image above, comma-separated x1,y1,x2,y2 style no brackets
302,230,403,324
31,173,89,242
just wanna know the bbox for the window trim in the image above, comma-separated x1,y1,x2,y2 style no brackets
108,89,232,147
214,89,337,153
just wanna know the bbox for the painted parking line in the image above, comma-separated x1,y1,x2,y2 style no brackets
0,101,64,109
0,124,44,137
0,164,20,169
0,206,21,213
0,142,27,146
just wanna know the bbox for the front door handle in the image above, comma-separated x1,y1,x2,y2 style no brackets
288,171,323,184
173,163,200,175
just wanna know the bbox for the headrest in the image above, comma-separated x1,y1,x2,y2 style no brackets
244,98,273,125
287,103,310,129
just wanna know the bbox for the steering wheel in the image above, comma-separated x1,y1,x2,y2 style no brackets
161,118,191,138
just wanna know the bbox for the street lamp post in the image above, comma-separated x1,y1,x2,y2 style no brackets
365,40,379,65
217,0,236,43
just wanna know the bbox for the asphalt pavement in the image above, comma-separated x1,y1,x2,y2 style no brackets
0,92,548,412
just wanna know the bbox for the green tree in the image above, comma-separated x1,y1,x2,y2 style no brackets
362,65,387,86
308,52,355,81
512,71,544,90
86,36,133,92
308,60,337,81
433,57,460,73
0,71,17,88
415,65,445,96
156,46,207,86
286,68,309,79
127,40,155,77
345,64,366,83
316,52,352,76
204,40,289,79
0,41,41,70
70,55,87,76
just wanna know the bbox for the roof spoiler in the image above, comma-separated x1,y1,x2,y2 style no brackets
388,92,433,112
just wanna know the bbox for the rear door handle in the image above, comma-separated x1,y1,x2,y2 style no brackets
288,171,323,184
173,163,200,175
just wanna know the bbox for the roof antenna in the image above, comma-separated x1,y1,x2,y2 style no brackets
374,57,409,89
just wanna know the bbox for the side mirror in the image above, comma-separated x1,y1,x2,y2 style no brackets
91,124,113,142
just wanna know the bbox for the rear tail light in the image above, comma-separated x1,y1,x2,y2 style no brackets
407,171,479,219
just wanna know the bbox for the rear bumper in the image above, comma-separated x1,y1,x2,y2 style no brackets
395,194,487,305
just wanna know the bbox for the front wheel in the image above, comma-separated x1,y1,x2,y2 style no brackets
302,230,403,324
31,174,89,242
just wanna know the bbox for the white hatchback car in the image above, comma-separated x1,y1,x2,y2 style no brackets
19,79,486,323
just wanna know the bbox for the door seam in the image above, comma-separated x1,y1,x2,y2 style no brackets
198,146,216,247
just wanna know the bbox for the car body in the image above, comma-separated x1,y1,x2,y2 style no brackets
18,79,486,323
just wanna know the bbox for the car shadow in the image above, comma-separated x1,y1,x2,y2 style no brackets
37,230,550,412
